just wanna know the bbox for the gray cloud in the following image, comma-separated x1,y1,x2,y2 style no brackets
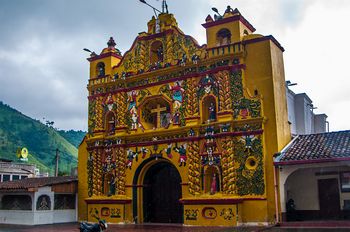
0,0,349,131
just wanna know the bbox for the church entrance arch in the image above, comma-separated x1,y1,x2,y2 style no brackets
133,158,183,223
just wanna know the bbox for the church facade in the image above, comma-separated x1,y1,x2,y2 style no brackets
78,7,291,226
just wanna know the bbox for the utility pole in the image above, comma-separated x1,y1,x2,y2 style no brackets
55,148,59,177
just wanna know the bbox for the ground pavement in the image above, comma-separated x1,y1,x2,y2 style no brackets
0,223,350,232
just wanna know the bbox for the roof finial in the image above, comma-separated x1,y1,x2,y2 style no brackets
107,37,116,48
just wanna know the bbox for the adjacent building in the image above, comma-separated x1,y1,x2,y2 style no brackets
286,87,328,135
0,176,77,225
274,131,350,221
0,159,36,182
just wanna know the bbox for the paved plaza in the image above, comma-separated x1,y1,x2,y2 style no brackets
0,223,350,232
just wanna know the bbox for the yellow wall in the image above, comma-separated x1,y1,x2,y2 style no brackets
244,38,291,222
78,137,88,221
79,10,291,226
184,205,239,226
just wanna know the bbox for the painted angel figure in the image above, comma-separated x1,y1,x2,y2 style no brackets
131,111,139,130
105,94,114,111
174,143,187,166
169,81,184,111
127,90,138,111
164,143,173,158
126,149,137,169
140,147,149,159
240,134,256,152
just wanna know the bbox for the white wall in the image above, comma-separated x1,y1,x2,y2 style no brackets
0,210,35,225
286,88,296,134
286,87,327,135
0,186,77,225
53,210,77,223
279,163,350,213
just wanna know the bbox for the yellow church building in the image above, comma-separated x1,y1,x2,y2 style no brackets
78,5,291,226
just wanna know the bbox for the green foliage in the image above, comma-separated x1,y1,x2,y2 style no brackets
0,101,78,175
57,130,86,148
235,136,265,196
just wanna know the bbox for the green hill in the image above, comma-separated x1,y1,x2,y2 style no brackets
58,130,86,148
0,101,83,175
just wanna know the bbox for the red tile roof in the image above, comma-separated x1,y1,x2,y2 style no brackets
275,130,350,165
0,176,77,190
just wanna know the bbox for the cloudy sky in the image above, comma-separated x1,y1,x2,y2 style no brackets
0,0,349,131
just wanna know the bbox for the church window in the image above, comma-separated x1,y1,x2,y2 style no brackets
203,166,221,194
243,29,249,36
216,28,231,46
150,41,164,65
36,195,51,210
1,195,32,210
105,111,116,135
202,96,217,123
96,62,105,77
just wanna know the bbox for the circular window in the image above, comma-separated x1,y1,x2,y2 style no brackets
245,156,258,170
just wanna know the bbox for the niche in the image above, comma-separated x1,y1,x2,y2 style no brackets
150,41,164,65
96,62,105,77
202,95,217,123
216,28,231,46
203,166,221,194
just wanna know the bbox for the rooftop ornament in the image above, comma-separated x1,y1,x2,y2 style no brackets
212,5,236,21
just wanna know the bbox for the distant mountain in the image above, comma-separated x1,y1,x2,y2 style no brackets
58,130,86,148
0,101,83,175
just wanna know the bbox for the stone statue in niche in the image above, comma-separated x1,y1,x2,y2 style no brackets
210,173,217,195
108,175,116,196
209,102,216,121
161,112,172,128
173,111,180,125
98,65,105,77
156,46,164,62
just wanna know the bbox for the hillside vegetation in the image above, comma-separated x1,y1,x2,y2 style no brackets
0,101,85,175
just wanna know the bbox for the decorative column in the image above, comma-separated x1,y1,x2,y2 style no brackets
187,141,201,195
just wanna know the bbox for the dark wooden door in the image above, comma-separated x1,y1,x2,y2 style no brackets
318,178,340,219
143,162,182,223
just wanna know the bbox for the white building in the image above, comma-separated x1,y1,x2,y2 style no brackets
275,131,350,222
0,159,36,182
0,176,77,225
286,86,328,135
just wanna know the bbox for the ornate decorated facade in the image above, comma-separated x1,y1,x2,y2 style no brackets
78,7,291,226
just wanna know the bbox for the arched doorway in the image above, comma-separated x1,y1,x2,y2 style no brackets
142,161,183,223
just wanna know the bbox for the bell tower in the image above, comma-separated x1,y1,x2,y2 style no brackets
202,6,255,50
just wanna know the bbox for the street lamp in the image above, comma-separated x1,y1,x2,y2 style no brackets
83,48,96,56
139,0,162,18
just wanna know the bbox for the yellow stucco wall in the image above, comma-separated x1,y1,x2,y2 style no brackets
78,9,291,226
78,137,88,221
